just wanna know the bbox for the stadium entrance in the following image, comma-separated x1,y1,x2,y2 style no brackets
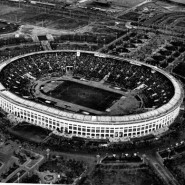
66,66,74,75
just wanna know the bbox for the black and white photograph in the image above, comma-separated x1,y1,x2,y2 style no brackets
0,0,185,184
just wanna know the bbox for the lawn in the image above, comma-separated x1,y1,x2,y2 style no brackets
83,164,163,185
0,5,88,30
8,123,51,143
45,80,121,111
173,63,185,78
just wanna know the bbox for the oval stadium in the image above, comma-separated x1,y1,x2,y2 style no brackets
0,50,183,142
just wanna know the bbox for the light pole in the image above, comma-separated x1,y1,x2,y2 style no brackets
15,15,17,23
17,172,20,183
46,148,50,159
19,145,22,153
103,38,106,47
42,20,44,27
96,154,100,164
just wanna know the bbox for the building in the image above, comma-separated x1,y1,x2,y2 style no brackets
0,50,183,141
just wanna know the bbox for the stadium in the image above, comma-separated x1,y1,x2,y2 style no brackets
0,50,183,141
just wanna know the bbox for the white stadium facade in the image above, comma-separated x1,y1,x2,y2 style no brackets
0,50,183,141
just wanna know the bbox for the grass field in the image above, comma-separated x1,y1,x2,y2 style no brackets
175,20,185,27
164,155,185,185
0,0,147,29
8,123,51,143
0,5,20,15
45,80,121,111
0,5,88,30
173,63,185,78
83,165,163,185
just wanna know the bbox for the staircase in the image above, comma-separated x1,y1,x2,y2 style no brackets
41,40,52,51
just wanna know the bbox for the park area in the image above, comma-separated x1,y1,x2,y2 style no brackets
38,155,86,184
0,5,88,30
82,164,163,185
164,154,185,185
173,62,185,78
0,20,19,34
8,122,51,143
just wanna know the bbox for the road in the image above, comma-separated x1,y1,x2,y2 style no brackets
146,152,180,185
116,0,153,18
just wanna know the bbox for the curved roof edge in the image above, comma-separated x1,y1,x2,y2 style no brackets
0,50,183,124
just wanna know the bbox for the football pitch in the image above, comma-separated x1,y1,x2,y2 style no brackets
45,80,122,112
